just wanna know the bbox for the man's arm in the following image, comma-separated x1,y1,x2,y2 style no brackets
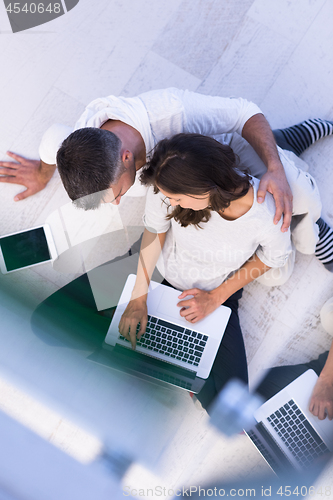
242,114,293,232
0,152,56,201
309,341,333,420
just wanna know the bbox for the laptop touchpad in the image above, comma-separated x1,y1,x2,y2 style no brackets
156,289,193,319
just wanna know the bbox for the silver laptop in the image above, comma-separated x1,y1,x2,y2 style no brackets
245,369,333,475
103,274,231,392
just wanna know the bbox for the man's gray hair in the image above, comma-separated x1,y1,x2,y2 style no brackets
57,128,125,210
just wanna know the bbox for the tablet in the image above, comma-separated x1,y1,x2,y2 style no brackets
0,224,58,274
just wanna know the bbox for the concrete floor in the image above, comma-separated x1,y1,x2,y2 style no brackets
0,0,333,497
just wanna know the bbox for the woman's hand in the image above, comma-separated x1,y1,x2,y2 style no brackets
177,288,222,323
177,255,270,324
309,375,333,420
118,296,148,349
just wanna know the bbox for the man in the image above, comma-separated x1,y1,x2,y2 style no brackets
0,88,332,266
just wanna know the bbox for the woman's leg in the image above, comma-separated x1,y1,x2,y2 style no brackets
196,290,248,412
315,218,333,272
161,281,248,412
274,121,333,270
273,119,333,157
255,246,296,287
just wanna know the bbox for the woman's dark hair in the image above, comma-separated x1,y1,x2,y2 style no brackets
140,133,251,227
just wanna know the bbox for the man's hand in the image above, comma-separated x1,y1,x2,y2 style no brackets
118,296,148,349
257,164,293,232
0,152,56,201
309,376,333,420
242,114,293,232
177,288,221,323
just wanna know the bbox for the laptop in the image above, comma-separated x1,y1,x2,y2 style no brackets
102,274,231,393
245,369,333,476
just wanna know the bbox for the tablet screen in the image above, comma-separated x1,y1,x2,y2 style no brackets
0,227,51,272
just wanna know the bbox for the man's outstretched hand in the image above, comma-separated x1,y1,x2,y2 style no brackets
257,166,293,233
0,151,56,201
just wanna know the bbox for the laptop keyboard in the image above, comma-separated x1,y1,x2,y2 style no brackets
119,314,208,367
267,399,329,468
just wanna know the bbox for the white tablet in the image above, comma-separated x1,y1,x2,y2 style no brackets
0,224,58,274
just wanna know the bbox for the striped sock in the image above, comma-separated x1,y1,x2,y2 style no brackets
315,218,333,271
275,118,333,156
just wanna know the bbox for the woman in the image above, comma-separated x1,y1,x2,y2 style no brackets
119,133,293,411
